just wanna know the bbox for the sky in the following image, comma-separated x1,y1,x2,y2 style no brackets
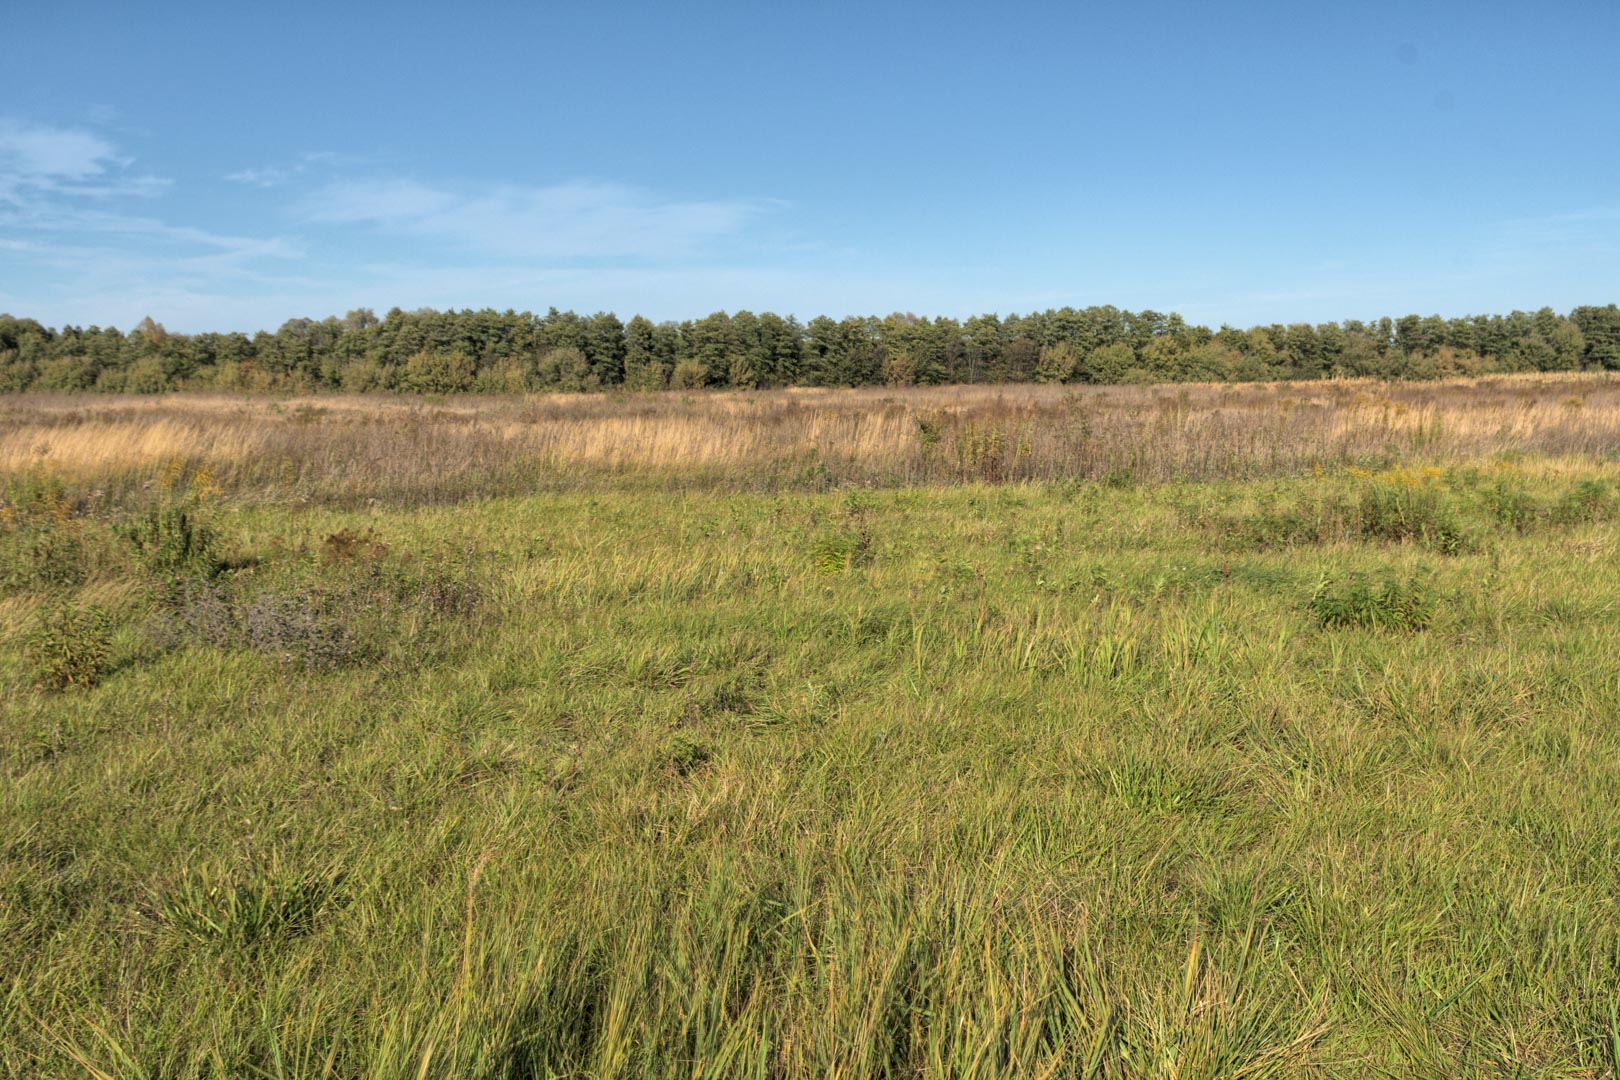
2,0,1618,333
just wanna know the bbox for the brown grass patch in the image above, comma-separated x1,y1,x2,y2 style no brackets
3,373,1618,506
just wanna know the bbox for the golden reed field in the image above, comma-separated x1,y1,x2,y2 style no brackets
3,372,1619,504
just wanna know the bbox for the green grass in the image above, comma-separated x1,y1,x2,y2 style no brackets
3,464,1620,1077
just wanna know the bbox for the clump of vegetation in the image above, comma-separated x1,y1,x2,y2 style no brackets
913,411,946,448
1309,570,1436,631
0,471,92,592
951,421,1033,483
403,561,486,619
321,528,389,564
1354,469,1469,553
149,574,238,650
158,861,344,948
238,586,361,672
1551,477,1615,525
118,504,221,575
660,732,713,777
26,602,113,690
809,527,872,575
148,550,488,671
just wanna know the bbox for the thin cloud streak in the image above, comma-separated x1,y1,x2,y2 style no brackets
297,177,781,259
0,117,167,203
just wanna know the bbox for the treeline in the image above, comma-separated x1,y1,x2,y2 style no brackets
2,304,1618,394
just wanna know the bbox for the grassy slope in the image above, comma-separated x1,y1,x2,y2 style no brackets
3,468,1620,1077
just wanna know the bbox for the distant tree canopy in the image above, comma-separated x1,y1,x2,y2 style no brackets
0,303,1614,395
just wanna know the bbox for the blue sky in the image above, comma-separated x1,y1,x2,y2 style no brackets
3,0,1617,332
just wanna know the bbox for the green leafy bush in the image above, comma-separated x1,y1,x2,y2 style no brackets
26,603,113,690
1477,476,1541,531
809,528,871,575
1551,478,1614,525
1309,570,1436,631
1357,480,1467,553
117,505,221,576
1,472,90,592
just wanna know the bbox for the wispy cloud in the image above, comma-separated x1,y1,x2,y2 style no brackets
224,150,346,189
3,118,803,329
296,177,779,260
0,118,167,203
0,118,308,328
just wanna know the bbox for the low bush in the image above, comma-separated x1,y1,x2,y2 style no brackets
117,505,221,576
1551,478,1614,525
1,472,93,592
26,602,114,690
809,528,872,576
1356,478,1468,553
1309,570,1436,631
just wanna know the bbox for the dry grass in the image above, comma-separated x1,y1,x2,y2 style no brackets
3,372,1619,506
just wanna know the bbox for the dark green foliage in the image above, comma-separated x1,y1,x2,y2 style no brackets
117,505,221,576
0,304,1608,394
1309,570,1436,631
26,602,113,689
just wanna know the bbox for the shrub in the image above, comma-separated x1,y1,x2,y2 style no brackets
1357,479,1467,553
117,506,221,576
1,520,88,592
399,350,475,394
914,412,946,448
0,472,92,592
670,359,708,391
27,603,113,690
1551,478,1614,525
809,528,871,576
535,347,598,393
1477,476,1540,531
1309,570,1435,631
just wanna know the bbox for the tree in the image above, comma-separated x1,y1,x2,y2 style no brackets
400,350,474,393
584,312,627,385
670,359,707,390
623,315,667,390
535,347,596,392
1081,342,1136,385
1572,305,1620,369
1034,341,1079,383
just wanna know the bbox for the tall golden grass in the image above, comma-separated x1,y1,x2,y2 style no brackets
3,372,1618,504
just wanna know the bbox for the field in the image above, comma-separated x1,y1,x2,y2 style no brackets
3,374,1620,1078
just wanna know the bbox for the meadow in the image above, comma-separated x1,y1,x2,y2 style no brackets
3,373,1620,1078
